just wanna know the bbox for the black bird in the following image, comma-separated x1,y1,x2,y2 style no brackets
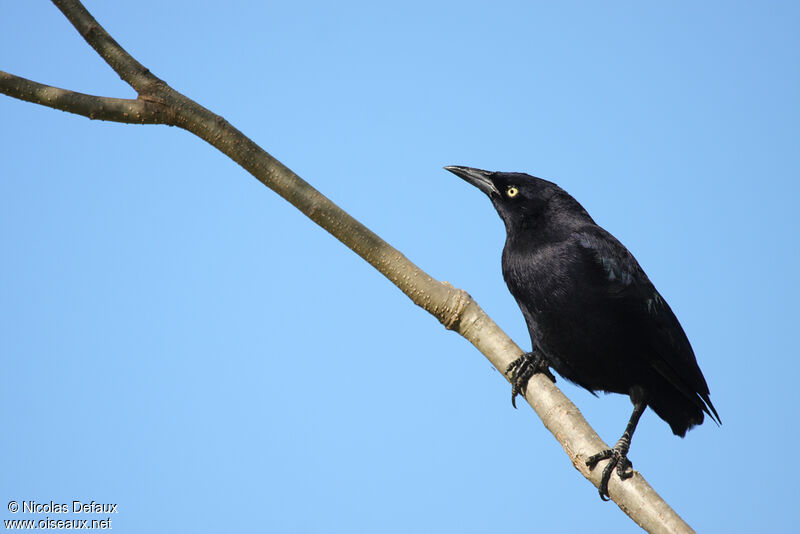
445,165,719,500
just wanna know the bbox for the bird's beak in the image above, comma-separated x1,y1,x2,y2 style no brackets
444,166,499,196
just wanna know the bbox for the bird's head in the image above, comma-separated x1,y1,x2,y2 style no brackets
444,165,592,236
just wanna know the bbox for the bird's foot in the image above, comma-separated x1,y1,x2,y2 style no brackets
586,439,634,501
505,351,555,408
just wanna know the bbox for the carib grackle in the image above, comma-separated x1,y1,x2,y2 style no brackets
445,166,719,500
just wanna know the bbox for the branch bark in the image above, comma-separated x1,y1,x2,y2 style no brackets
0,2,696,533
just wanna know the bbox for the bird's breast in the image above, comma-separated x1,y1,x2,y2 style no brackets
501,241,625,390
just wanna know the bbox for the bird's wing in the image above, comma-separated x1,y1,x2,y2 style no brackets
572,227,720,424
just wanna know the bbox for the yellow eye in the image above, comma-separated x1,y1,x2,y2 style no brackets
506,186,519,198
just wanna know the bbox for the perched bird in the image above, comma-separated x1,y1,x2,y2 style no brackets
445,166,719,500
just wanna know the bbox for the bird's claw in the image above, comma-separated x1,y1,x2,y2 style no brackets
505,351,555,408
586,445,634,501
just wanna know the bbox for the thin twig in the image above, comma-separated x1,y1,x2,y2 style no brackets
52,0,160,93
0,72,170,124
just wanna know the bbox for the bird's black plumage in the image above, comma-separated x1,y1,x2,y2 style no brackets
445,165,719,499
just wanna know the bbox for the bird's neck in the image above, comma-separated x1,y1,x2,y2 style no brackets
504,214,578,251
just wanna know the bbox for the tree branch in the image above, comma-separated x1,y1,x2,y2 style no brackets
51,0,160,93
0,72,171,124
0,2,696,532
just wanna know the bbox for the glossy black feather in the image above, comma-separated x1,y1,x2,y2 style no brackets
448,166,719,437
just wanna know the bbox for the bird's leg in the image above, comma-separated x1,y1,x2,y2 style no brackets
586,400,646,501
505,349,555,408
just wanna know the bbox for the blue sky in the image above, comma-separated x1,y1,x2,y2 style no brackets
1,2,798,532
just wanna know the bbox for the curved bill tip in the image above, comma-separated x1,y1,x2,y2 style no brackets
444,165,499,196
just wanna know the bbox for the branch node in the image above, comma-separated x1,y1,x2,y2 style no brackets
82,22,99,39
439,283,471,331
